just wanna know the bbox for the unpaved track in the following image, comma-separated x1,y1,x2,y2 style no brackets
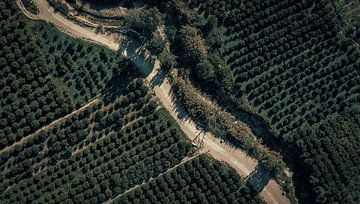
261,179,290,204
0,98,100,155
145,62,258,176
18,0,120,50
145,61,290,204
17,2,291,203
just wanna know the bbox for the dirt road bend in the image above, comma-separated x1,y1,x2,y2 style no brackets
17,0,120,50
0,98,100,155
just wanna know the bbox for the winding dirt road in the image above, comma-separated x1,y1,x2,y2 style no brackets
17,0,120,50
145,62,258,177
17,1,291,203
145,61,290,204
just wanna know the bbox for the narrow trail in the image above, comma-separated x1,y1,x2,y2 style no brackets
106,153,203,203
17,2,291,204
0,98,100,155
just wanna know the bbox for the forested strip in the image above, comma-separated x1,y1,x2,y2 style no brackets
293,110,360,203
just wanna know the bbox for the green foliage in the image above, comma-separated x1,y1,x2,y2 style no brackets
21,0,38,15
178,25,207,64
146,34,165,55
128,8,163,37
0,2,195,203
172,75,286,180
196,58,215,81
294,110,360,203
345,16,360,44
209,53,235,91
159,50,177,72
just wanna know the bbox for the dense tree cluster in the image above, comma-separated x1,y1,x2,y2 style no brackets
114,155,263,204
0,1,72,148
346,18,360,44
0,0,126,150
127,7,163,39
146,35,165,55
172,12,235,91
339,0,360,44
178,25,208,65
185,0,360,203
293,110,360,203
173,76,286,179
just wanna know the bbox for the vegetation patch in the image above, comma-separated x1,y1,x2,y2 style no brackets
0,1,264,203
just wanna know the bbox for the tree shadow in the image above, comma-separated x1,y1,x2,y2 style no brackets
246,164,272,193
117,37,197,128
150,68,165,87
118,38,154,76
100,59,141,106
167,86,189,121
